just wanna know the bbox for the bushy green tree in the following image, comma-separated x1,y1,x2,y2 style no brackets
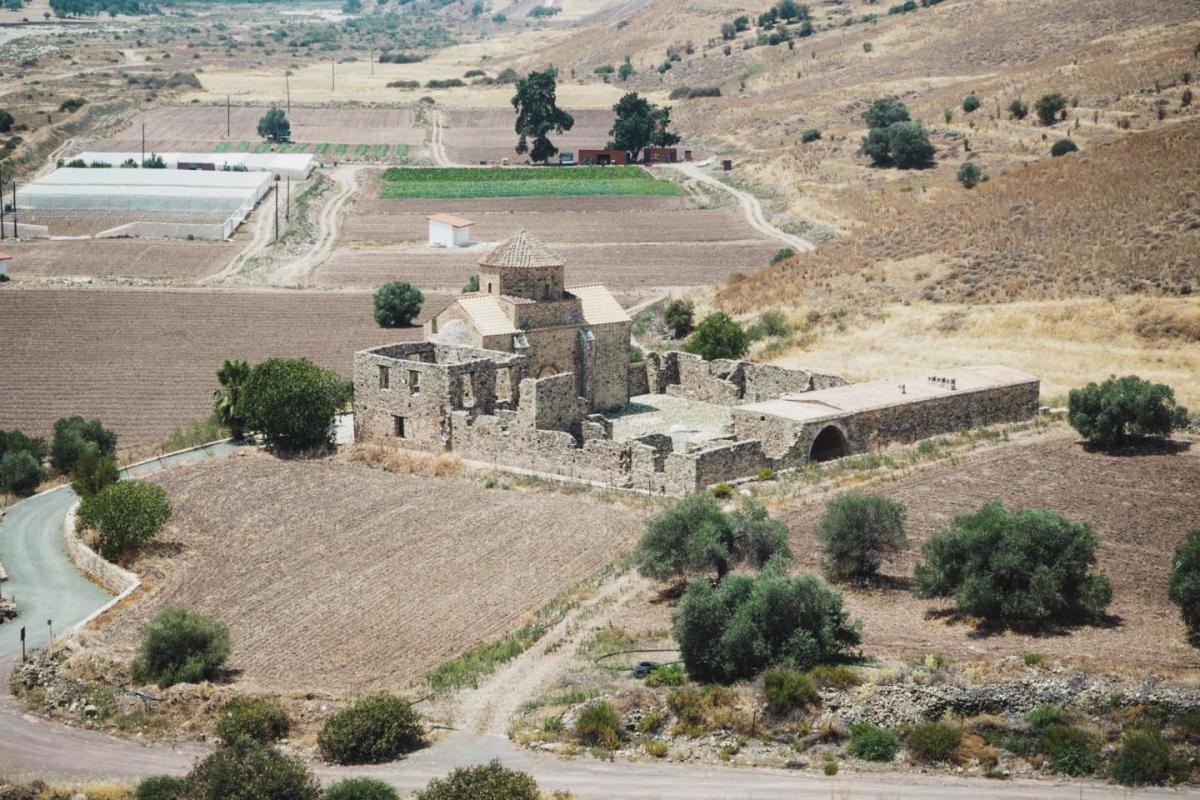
863,97,910,129
1008,99,1029,120
417,761,539,800
0,429,47,464
607,92,680,161
801,128,821,143
215,696,291,746
0,109,13,134
78,479,171,562
0,450,44,498
1050,138,1078,157
617,56,634,81
239,358,350,453
186,743,320,800
673,569,860,682
684,311,750,361
131,607,230,688
1035,93,1068,126
69,442,119,499
373,281,424,328
956,161,983,189
913,502,1112,629
211,358,251,440
885,121,935,167
814,492,907,582
636,493,791,583
962,93,981,113
512,69,574,164
1169,530,1200,636
326,778,399,800
662,298,695,338
257,106,291,143
1067,375,1189,448
318,693,424,765
51,415,117,474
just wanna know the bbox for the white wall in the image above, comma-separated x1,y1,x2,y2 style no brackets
428,221,471,247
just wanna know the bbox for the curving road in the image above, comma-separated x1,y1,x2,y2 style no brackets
0,444,1177,798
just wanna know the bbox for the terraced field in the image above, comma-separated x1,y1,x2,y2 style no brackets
0,287,450,446
95,455,649,693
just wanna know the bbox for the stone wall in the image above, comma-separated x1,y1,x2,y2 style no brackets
588,321,633,411
63,501,138,597
517,372,586,433
637,351,846,404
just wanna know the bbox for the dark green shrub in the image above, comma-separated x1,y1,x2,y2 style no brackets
684,312,750,361
913,502,1111,629
1068,375,1188,448
324,777,400,800
863,97,910,129
134,776,190,800
186,743,320,800
51,415,117,474
1050,138,1078,157
0,109,13,133
373,281,424,328
416,760,539,800
801,128,821,143
318,693,424,765
673,570,860,683
1169,530,1200,634
257,106,291,143
636,494,790,583
762,668,819,714
69,442,119,499
815,492,907,582
0,450,44,498
1039,725,1098,776
747,309,791,339
461,274,479,293
807,664,861,689
576,701,621,748
1110,728,1171,785
644,663,686,687
211,358,251,440
862,121,935,168
962,93,981,113
848,722,899,762
957,161,984,189
78,479,171,562
907,722,961,762
240,358,350,453
1008,99,1029,120
1026,703,1069,730
215,696,290,745
0,429,47,464
770,247,795,265
131,608,230,688
662,298,695,338
1035,93,1067,125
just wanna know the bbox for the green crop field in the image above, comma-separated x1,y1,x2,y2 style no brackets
334,143,349,156
394,144,409,158
313,143,331,155
354,144,371,157
254,141,273,154
214,140,232,153
378,166,681,199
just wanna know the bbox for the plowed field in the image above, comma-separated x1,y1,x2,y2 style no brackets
99,455,647,693
0,287,449,446
443,108,617,164
1,238,238,281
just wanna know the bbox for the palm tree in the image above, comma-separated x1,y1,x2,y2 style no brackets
212,359,251,440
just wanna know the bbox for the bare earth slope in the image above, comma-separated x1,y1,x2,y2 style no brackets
97,455,646,694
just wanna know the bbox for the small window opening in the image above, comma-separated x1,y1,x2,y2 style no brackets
393,415,406,439
379,365,390,390
409,370,420,394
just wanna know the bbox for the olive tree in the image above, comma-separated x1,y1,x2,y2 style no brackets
239,358,350,453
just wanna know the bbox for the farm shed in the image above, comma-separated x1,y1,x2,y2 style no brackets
426,213,474,247
18,168,272,240
643,147,678,164
0,251,10,279
72,151,314,179
577,149,628,166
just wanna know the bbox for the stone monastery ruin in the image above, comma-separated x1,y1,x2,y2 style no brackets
355,231,1040,495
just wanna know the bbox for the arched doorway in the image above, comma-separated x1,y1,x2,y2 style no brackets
809,425,848,462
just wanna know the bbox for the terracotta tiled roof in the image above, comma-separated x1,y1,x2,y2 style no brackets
455,294,519,336
0,252,11,259
568,284,631,326
479,229,565,269
425,213,474,228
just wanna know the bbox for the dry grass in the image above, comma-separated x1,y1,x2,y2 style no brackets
351,442,464,478
766,297,1200,408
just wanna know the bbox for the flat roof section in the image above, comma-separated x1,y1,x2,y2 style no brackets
426,213,474,228
739,366,1039,424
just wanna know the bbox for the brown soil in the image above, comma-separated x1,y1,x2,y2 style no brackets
442,108,618,164
1,238,238,281
622,434,1200,676
95,454,648,694
0,287,450,445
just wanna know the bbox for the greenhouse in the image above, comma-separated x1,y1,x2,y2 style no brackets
17,168,273,239
72,151,314,178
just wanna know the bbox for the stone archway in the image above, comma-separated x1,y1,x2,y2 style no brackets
809,425,848,462
537,364,562,378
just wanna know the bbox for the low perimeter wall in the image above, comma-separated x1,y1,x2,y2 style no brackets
63,500,139,597
96,220,229,241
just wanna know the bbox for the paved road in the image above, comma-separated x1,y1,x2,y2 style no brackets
0,442,236,657
0,443,1181,798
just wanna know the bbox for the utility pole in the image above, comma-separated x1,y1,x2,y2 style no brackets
0,164,5,241
286,176,291,221
141,122,145,166
370,45,374,76
286,73,291,115
226,94,231,138
331,58,335,93
274,179,279,244
11,180,16,238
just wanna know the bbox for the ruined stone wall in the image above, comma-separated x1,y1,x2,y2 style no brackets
742,363,847,401
639,352,846,405
516,372,586,433
628,361,650,397
589,321,633,411
522,325,581,384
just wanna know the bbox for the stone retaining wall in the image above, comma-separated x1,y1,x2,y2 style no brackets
63,501,138,597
